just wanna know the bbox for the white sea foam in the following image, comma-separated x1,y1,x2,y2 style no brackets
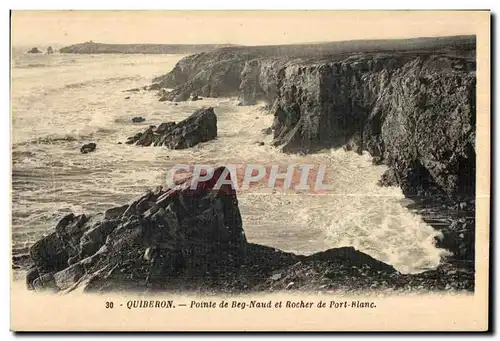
11,53,447,274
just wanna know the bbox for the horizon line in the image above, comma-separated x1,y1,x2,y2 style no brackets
11,33,476,49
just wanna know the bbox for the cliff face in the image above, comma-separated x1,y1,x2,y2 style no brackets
154,36,476,199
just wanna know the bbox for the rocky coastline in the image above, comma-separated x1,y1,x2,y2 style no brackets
18,35,477,293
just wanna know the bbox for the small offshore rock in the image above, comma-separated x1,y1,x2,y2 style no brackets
125,96,130,100
27,47,42,54
132,117,146,123
133,107,217,149
80,143,97,154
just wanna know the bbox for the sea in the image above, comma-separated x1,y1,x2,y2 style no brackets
10,49,450,276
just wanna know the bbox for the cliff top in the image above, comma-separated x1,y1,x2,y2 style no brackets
210,35,476,62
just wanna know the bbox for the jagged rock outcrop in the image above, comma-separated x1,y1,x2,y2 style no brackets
126,107,217,149
46,46,54,54
24,166,472,293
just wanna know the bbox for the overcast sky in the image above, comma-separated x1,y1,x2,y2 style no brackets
11,10,482,47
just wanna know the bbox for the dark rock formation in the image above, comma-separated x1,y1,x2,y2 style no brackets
127,107,217,149
80,143,97,154
46,46,54,54
27,47,42,54
23,167,473,293
125,96,131,100
131,116,145,123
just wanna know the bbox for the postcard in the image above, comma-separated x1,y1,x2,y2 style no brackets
10,10,490,331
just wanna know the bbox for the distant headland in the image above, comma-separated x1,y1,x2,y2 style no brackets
58,41,239,54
